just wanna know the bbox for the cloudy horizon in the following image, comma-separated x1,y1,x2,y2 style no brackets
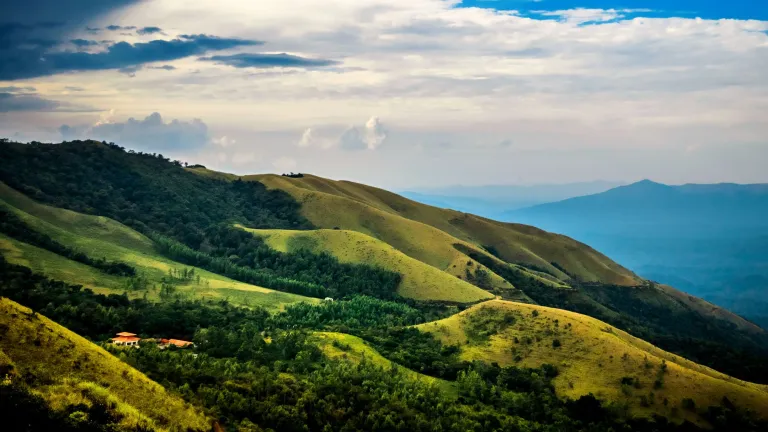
2,0,767,189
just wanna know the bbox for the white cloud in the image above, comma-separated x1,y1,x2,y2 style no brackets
364,116,387,150
212,135,236,147
59,112,209,152
338,116,388,150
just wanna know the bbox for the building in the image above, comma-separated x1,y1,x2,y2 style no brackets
111,332,141,347
159,338,194,349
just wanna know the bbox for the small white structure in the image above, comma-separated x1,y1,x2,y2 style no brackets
324,297,334,302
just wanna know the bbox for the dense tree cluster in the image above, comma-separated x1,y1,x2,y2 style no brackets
0,207,136,277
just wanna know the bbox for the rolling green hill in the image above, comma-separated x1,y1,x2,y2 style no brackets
0,181,317,311
419,300,768,426
0,297,209,431
249,173,638,286
240,227,499,303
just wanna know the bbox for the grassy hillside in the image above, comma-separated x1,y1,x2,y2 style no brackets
241,227,498,303
0,182,317,311
419,300,768,426
249,174,638,286
0,297,209,431
313,331,456,396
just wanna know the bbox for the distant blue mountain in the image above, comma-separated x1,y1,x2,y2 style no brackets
505,180,768,328
400,181,623,220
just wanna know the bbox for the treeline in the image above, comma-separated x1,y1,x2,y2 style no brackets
151,233,328,298
0,140,402,300
0,206,136,277
200,224,402,298
456,243,768,385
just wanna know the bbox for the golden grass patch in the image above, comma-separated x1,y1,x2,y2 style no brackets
419,300,768,426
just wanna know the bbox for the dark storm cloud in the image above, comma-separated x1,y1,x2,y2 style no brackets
0,34,262,80
200,53,339,69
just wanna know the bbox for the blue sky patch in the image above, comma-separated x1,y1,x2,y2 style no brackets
458,1,768,21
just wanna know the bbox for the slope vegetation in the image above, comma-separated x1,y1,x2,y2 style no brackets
0,297,209,431
241,227,496,303
419,300,768,426
0,181,317,311
249,174,638,286
313,331,456,395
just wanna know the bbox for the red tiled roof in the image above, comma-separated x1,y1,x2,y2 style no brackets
112,336,141,343
161,338,193,347
116,332,137,337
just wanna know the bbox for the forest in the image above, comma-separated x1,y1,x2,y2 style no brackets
2,256,767,431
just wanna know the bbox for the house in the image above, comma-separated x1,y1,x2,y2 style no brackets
159,338,194,349
111,332,141,347
324,297,334,302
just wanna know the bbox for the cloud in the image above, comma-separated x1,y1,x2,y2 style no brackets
137,26,163,35
0,89,99,112
341,116,387,150
0,34,262,80
200,53,340,69
211,135,235,148
59,112,209,151
106,25,137,31
0,86,36,93
148,65,177,70
70,39,100,48
118,65,142,77
298,128,315,148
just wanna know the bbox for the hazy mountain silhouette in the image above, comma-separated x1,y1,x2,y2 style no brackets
400,181,623,219
506,180,768,328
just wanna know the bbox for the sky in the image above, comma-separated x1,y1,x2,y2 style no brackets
1,0,767,189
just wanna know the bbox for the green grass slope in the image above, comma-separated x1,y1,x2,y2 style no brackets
0,182,317,311
250,174,638,286
419,300,768,426
0,297,209,431
241,227,497,303
313,331,456,396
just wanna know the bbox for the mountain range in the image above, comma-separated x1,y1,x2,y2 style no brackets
400,181,624,220
1,140,767,431
505,180,768,329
